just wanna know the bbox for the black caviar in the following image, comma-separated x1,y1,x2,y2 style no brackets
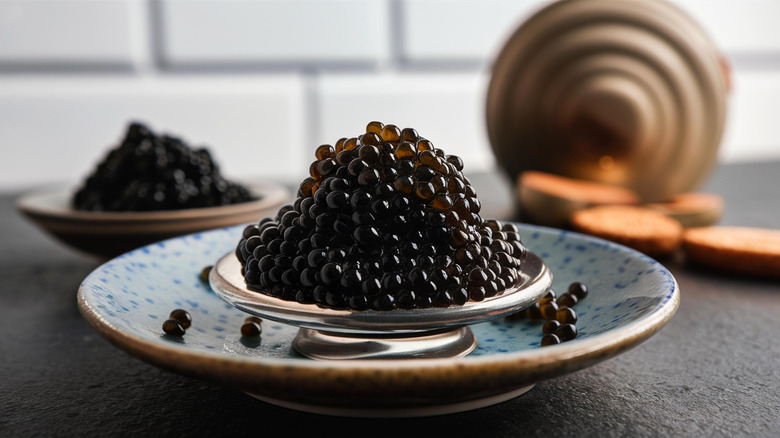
568,282,588,300
72,122,256,211
240,316,263,337
169,308,192,329
508,281,588,347
199,266,212,283
162,319,186,337
235,122,527,311
241,321,262,337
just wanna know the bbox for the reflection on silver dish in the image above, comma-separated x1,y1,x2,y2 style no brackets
209,250,552,360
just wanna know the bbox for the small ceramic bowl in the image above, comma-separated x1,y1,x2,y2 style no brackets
16,182,290,258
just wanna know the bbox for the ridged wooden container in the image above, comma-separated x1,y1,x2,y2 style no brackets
487,0,728,202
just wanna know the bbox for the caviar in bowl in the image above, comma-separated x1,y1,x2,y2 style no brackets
16,122,290,258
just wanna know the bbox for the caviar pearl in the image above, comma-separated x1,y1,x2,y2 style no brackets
569,282,589,300
199,266,212,283
169,309,192,329
541,334,561,346
557,293,578,308
556,307,578,325
542,319,561,335
540,301,559,320
555,323,578,341
162,319,185,337
241,321,262,337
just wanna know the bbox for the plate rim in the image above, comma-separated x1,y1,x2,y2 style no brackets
77,223,679,386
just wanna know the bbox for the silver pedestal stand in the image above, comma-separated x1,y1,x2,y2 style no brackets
210,252,551,360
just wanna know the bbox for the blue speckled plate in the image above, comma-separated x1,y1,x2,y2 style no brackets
78,224,679,417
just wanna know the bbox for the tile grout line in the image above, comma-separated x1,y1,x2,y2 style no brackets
388,0,404,73
303,69,320,161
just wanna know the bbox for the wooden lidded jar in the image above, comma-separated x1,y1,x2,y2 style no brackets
486,0,728,202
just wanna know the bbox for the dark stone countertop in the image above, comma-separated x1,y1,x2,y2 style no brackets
1,162,778,437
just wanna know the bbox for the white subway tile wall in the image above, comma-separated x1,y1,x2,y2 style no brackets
399,0,547,65
0,75,306,188
673,0,780,53
0,0,137,67
0,0,778,192
159,0,391,66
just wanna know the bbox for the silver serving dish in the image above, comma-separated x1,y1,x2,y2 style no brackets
210,251,552,360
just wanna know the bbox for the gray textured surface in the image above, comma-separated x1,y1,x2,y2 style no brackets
2,162,779,437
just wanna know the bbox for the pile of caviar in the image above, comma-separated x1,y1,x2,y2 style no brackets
235,122,527,311
73,122,256,211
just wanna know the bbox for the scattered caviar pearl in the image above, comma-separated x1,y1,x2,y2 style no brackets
569,282,588,300
241,321,262,337
244,315,263,325
542,319,561,335
505,309,525,320
556,307,578,325
541,334,561,346
162,319,185,336
557,293,578,308
540,301,559,320
169,309,192,329
555,323,578,341
524,302,543,319
199,266,212,283
538,296,555,305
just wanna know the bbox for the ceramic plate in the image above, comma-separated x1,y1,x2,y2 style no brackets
16,182,289,258
77,224,679,417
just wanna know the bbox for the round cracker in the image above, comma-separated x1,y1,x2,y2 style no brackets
645,193,724,228
683,226,780,278
518,171,639,227
570,205,683,256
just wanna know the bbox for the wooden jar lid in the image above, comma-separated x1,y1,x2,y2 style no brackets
487,0,728,202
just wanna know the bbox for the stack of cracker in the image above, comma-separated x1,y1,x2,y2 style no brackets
518,171,779,278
